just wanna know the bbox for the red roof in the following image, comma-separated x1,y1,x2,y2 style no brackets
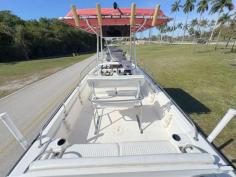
60,8,169,34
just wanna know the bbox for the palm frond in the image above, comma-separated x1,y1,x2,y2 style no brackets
210,0,234,14
197,0,209,14
183,0,196,14
171,0,182,13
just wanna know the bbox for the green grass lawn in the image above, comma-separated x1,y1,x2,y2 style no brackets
136,44,236,165
0,53,93,98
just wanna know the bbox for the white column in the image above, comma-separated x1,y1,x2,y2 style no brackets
207,109,236,143
100,29,103,60
97,34,99,63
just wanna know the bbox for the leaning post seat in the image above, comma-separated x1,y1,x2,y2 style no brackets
87,75,145,134
86,75,145,104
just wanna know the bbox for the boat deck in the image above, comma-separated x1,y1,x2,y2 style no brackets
61,80,184,157
69,98,171,144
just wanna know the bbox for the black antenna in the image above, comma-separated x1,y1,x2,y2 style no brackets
113,2,118,9
113,2,123,15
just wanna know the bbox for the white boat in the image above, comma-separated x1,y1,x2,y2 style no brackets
2,3,236,177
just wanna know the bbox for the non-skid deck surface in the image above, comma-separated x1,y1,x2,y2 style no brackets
69,99,171,144
63,140,179,159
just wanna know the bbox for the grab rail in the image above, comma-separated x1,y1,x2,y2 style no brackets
79,58,96,81
105,42,115,61
38,93,74,148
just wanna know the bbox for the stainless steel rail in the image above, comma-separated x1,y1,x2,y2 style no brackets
79,59,97,80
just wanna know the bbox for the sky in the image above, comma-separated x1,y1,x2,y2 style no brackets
0,0,235,36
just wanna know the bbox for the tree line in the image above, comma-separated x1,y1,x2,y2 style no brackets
148,0,235,48
0,11,96,62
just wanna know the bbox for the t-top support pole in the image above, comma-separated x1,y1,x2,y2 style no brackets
100,30,103,60
71,5,80,27
134,32,137,67
130,28,133,61
84,18,99,63
96,3,103,60
150,4,160,45
97,34,99,63
130,3,136,64
152,4,160,27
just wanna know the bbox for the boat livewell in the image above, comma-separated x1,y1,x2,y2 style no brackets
2,3,236,177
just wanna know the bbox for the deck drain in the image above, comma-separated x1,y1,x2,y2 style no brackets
172,134,181,141
57,138,66,146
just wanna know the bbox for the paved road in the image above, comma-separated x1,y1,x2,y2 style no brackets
0,55,96,176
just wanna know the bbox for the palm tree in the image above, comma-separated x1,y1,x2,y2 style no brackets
233,11,236,19
191,18,198,41
215,13,231,49
176,22,183,41
228,17,235,52
208,19,216,31
148,28,152,44
225,12,236,48
177,22,183,30
182,0,196,42
209,0,234,42
157,25,167,42
166,26,173,42
199,19,208,38
197,0,209,39
171,0,182,39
